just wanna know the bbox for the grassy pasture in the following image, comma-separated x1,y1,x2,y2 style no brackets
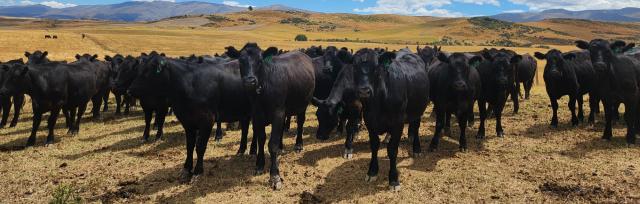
0,22,638,203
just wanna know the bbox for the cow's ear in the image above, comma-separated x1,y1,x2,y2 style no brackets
160,53,166,57
42,51,48,58
214,53,220,57
437,52,449,63
105,55,113,62
92,54,98,61
575,40,589,50
75,54,81,60
510,54,523,64
416,45,421,54
469,56,483,69
24,52,31,58
624,43,636,53
534,52,546,60
379,52,396,69
481,50,494,61
225,46,241,59
264,47,279,58
563,53,577,60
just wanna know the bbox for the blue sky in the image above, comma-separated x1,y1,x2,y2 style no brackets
2,0,639,17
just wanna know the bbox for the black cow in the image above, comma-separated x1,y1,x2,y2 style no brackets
72,54,111,120
0,59,26,128
105,54,135,115
114,52,170,142
311,48,362,159
477,50,521,138
417,45,444,68
0,52,100,146
429,52,482,151
534,49,598,127
513,54,537,102
232,43,315,190
304,45,324,58
576,39,640,144
352,48,429,191
127,53,248,183
182,55,256,155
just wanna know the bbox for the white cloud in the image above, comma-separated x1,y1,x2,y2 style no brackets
0,0,36,6
20,0,35,5
354,0,501,17
508,0,640,11
132,0,176,2
222,0,252,8
40,1,76,8
353,0,365,2
503,9,524,13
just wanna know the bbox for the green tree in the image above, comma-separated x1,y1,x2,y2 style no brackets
294,34,308,41
248,6,253,11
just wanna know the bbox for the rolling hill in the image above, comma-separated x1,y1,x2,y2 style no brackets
491,8,640,22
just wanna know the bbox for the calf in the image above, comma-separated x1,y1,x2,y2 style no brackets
311,48,362,159
477,50,521,138
513,54,537,102
534,49,598,127
233,43,315,190
1,55,99,146
0,59,26,128
182,55,256,155
72,54,111,120
114,53,169,142
576,39,640,144
429,53,482,151
105,54,135,115
352,48,429,191
127,53,245,183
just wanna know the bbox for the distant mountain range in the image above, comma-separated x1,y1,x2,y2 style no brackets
0,1,639,23
491,8,640,22
0,1,303,22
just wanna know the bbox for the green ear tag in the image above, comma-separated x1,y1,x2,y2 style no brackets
614,48,622,54
383,60,391,70
471,61,480,69
336,106,343,115
264,55,273,64
156,60,166,74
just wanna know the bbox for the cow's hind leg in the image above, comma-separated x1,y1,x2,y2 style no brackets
294,110,306,153
10,94,24,127
45,107,61,145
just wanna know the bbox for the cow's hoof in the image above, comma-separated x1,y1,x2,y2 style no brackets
190,174,202,184
45,140,54,147
255,169,265,176
294,145,303,153
214,139,222,145
154,136,163,142
428,147,437,152
460,147,468,152
497,132,505,138
343,149,354,159
270,175,283,190
476,134,485,139
179,169,192,183
9,123,17,128
365,175,377,182
389,184,401,191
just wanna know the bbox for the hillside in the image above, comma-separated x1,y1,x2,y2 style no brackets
143,11,640,47
491,8,640,22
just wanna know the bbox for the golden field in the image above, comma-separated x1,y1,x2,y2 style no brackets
0,12,639,203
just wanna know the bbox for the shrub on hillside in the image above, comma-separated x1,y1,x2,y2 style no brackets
295,34,308,41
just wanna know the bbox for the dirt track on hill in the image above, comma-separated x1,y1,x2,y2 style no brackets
0,86,639,203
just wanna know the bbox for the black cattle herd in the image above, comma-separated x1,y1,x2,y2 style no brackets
0,39,638,191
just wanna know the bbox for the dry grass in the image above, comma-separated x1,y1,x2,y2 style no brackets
0,19,639,203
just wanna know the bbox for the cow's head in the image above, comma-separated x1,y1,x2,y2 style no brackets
237,43,279,93
535,49,574,79
417,45,441,67
127,52,168,98
0,61,29,96
576,39,619,74
24,50,49,65
311,97,343,140
353,48,387,99
113,55,139,95
105,54,125,89
75,53,99,62
609,40,635,54
439,52,482,92
482,50,521,89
